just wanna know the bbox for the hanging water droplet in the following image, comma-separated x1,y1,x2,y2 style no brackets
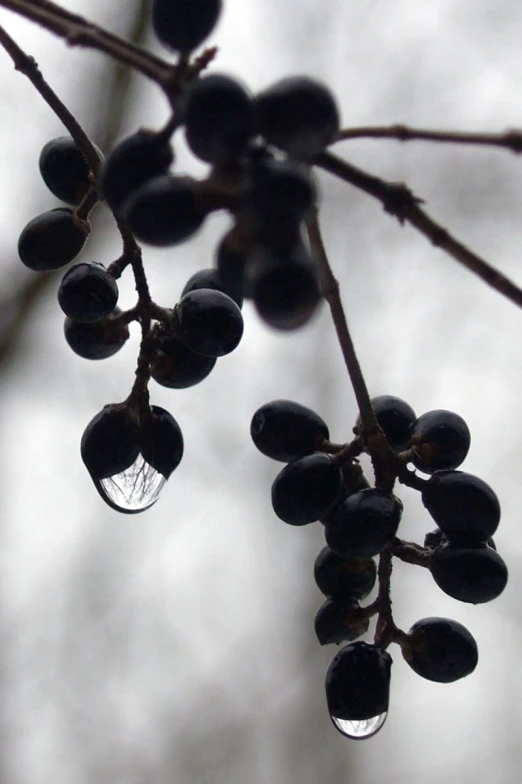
94,453,166,513
330,710,387,740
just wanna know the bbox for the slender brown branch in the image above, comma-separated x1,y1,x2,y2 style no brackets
316,151,522,311
0,0,177,93
335,124,522,154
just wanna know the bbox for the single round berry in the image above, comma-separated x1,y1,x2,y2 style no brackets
150,326,216,388
97,129,173,215
421,470,500,542
250,399,329,462
355,395,416,452
174,289,244,357
181,73,255,163
140,406,184,478
314,599,369,646
314,546,377,601
125,175,207,246
81,404,141,479
325,641,392,721
58,262,118,322
325,489,403,560
271,452,343,525
430,542,508,604
402,617,478,683
410,409,471,473
64,307,129,360
18,208,89,271
152,0,222,53
39,136,98,205
248,243,322,330
182,267,243,309
256,76,340,159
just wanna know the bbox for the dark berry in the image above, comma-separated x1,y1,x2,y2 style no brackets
125,174,207,247
248,243,322,330
325,489,403,560
355,395,416,452
39,136,99,205
421,470,500,542
140,406,184,478
250,399,329,462
58,262,118,322
182,267,243,309
402,617,478,683
64,307,129,360
173,288,244,357
18,208,89,271
216,229,249,297
150,327,216,388
314,546,376,601
314,599,369,645
410,409,471,473
325,641,392,721
181,73,255,163
152,0,222,53
81,404,141,479
97,129,173,215
430,542,508,604
271,452,343,525
256,76,340,159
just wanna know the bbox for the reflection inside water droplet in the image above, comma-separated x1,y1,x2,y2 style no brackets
330,711,387,740
94,453,166,513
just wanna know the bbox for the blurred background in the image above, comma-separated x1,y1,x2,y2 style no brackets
1,1,521,782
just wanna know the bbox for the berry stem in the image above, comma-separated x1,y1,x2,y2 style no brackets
335,123,522,154
316,151,522,311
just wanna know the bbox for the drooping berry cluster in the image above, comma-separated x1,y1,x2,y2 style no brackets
250,395,507,738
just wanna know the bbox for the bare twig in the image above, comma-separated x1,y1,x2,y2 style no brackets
335,124,522,154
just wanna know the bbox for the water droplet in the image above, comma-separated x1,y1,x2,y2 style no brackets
94,453,166,513
330,711,387,740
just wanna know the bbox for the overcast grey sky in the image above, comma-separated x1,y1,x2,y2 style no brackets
1,2,522,783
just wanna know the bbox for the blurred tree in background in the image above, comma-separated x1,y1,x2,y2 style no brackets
1,2,521,783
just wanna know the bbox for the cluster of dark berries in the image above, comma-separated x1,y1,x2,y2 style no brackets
250,395,507,738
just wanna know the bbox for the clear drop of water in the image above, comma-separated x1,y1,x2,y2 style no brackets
330,711,387,740
94,453,166,513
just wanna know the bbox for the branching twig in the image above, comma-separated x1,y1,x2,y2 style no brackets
335,124,522,154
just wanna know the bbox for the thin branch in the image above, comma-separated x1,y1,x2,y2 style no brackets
0,0,178,93
335,124,522,154
316,151,522,311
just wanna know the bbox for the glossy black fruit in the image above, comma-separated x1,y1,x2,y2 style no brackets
355,395,416,452
271,452,343,525
58,261,118,322
125,175,207,246
181,267,243,309
248,243,322,330
250,399,329,462
314,546,376,601
81,404,141,479
97,129,173,215
64,307,129,360
152,0,222,53
39,136,97,205
140,406,184,478
410,409,471,473
181,73,255,163
18,208,89,271
402,617,478,683
325,641,392,721
174,289,244,357
256,76,340,159
421,470,500,542
325,489,403,560
150,327,216,388
314,599,369,645
430,542,508,604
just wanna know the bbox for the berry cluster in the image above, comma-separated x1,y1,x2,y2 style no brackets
250,395,507,738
